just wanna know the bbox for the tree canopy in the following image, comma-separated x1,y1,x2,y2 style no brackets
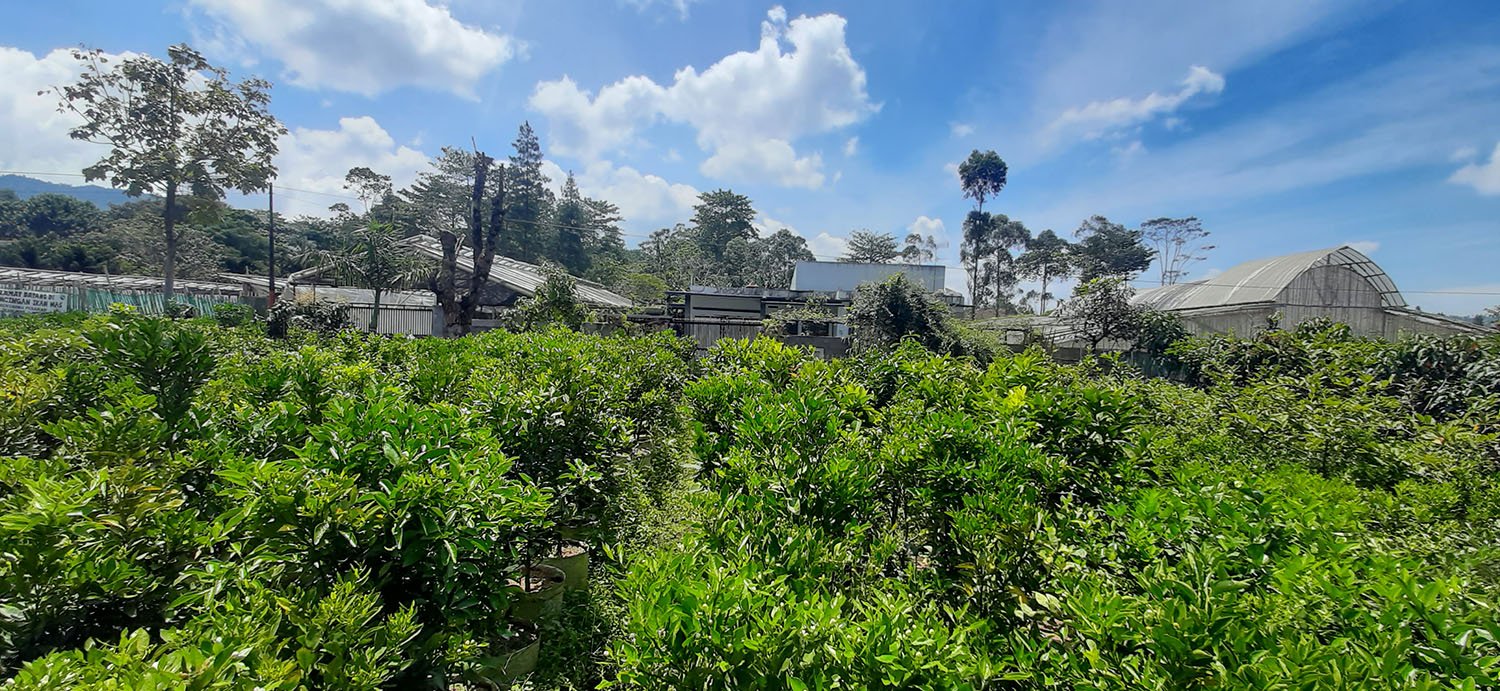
1071,215,1155,283
49,43,285,299
842,230,900,263
958,150,1007,212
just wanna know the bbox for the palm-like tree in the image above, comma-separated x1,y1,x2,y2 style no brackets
313,222,427,331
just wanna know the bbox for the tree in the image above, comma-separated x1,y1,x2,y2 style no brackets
403,147,485,240
50,44,285,300
344,167,393,217
585,198,625,255
616,273,668,306
847,272,953,353
901,232,937,263
1016,229,1072,313
754,228,814,288
1141,216,1213,285
691,189,756,262
505,121,555,263
114,216,226,279
553,173,590,276
958,150,1007,212
1058,277,1141,352
988,214,1030,315
641,224,714,290
842,229,900,263
312,222,426,331
12,193,102,238
960,210,995,318
430,152,507,337
509,264,589,332
1071,215,1154,283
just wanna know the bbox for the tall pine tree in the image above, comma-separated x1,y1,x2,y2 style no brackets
553,172,590,276
505,121,554,263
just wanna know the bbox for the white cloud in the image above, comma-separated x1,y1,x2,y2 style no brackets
1449,142,1500,196
701,139,824,188
750,214,847,261
950,122,974,137
541,157,699,233
189,0,518,98
1112,140,1147,162
1032,1,1358,114
1450,145,1478,162
575,160,700,231
1344,240,1380,255
530,7,877,188
0,47,118,177
752,213,795,237
905,215,946,244
806,232,848,260
843,136,859,157
529,75,665,160
272,116,430,215
1048,65,1224,143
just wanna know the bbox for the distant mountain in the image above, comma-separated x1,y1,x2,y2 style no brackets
0,174,138,207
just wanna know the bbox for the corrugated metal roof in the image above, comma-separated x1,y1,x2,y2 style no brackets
1132,246,1406,311
0,266,241,296
400,236,633,309
289,285,436,307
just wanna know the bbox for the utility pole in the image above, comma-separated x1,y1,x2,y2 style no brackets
267,182,276,308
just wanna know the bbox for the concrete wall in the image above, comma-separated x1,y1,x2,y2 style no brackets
791,261,945,292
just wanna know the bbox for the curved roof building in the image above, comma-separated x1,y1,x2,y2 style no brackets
1131,246,1482,338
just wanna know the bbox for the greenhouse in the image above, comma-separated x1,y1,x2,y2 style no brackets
1130,245,1484,338
0,266,242,317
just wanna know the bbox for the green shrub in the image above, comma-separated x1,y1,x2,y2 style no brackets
211,302,257,328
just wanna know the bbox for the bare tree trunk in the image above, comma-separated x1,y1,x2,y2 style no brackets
1040,268,1050,314
430,154,502,337
967,261,978,319
460,166,505,334
370,288,382,332
432,227,462,337
163,183,177,302
994,248,1005,316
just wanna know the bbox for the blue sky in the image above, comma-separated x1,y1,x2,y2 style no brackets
2,0,1498,313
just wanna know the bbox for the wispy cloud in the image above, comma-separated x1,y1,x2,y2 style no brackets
1047,65,1224,144
1449,142,1500,196
1017,46,1500,232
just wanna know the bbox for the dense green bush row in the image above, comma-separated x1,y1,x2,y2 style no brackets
0,313,695,688
1,312,1496,689
608,333,1499,689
